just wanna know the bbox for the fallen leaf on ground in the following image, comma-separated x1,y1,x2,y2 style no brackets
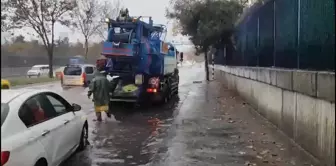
260,150,269,155
290,160,296,165
246,145,254,149
256,155,263,159
238,151,246,155
245,161,256,166
230,135,240,139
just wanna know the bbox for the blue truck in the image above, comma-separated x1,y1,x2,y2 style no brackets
100,11,179,104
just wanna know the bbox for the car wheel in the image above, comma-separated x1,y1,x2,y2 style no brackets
34,158,47,166
77,123,88,151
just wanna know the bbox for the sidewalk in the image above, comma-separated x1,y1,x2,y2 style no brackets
152,79,318,166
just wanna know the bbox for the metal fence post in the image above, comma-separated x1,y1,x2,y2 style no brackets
224,45,227,65
297,0,301,69
257,16,260,66
273,0,276,67
212,52,215,80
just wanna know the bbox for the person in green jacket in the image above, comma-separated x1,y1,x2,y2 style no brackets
88,58,111,121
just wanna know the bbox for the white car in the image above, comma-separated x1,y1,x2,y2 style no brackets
1,89,88,166
27,65,49,77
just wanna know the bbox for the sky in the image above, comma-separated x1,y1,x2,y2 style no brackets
1,0,190,44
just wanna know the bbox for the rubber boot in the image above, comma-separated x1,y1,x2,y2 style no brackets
95,112,102,121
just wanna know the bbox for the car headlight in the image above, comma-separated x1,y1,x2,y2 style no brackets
135,74,144,85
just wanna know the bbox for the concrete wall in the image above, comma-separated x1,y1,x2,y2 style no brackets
211,65,335,166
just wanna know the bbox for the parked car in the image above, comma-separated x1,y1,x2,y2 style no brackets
1,89,88,166
62,64,96,87
27,65,49,78
54,66,65,79
1,79,11,89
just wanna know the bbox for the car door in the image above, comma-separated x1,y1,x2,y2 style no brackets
41,67,46,75
18,94,66,166
44,66,50,76
84,66,95,82
44,93,82,155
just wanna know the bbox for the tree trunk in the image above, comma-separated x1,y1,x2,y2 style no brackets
204,47,210,81
49,21,55,78
85,37,89,60
48,50,54,78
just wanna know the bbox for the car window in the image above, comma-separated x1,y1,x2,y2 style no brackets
1,103,10,126
85,66,94,74
45,95,68,115
18,95,57,127
64,66,82,76
31,67,41,70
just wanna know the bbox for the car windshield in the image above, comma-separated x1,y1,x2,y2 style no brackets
1,103,9,126
64,66,82,76
31,67,41,70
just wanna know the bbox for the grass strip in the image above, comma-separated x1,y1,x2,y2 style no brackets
6,76,59,87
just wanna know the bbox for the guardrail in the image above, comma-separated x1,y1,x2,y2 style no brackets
1,66,61,78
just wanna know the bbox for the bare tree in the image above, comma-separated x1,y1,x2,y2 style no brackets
73,0,102,59
171,20,182,37
96,0,122,40
1,0,16,33
1,1,9,32
8,0,76,77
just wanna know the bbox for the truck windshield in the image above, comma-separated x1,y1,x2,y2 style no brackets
108,27,135,43
113,62,133,72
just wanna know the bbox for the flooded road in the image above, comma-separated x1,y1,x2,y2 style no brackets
21,64,204,166
20,63,318,166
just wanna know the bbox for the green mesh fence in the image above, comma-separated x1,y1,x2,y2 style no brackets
258,1,274,67
275,0,298,68
232,0,335,71
299,0,335,70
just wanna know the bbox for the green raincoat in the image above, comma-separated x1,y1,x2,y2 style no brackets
88,71,110,107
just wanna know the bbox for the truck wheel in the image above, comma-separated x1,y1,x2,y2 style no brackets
174,86,179,95
163,94,169,104
160,87,169,104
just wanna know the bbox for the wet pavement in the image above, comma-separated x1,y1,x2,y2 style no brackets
19,63,318,166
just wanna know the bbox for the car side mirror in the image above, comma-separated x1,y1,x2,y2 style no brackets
72,103,82,112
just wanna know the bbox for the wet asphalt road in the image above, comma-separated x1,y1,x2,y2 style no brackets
20,63,318,166
21,63,205,166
